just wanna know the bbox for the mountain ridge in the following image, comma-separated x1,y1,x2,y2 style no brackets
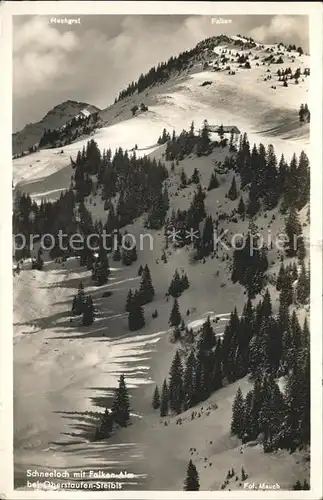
13,99,101,156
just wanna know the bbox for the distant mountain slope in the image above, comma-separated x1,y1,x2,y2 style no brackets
12,100,101,156
13,35,309,188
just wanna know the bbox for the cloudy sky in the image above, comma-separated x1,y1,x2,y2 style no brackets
13,14,308,131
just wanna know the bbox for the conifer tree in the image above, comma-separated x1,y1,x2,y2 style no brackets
183,351,195,410
112,244,121,261
35,248,44,270
285,208,302,257
111,374,130,427
82,295,94,326
227,175,238,200
208,169,219,191
138,264,144,276
200,215,214,257
296,151,310,209
128,292,145,331
191,168,200,184
139,264,155,304
180,169,188,188
198,316,216,351
231,387,245,437
291,310,302,350
183,460,200,491
168,351,184,414
241,467,247,481
242,390,254,441
282,352,310,451
280,270,294,307
72,280,86,315
168,269,183,298
297,262,310,304
263,144,279,209
276,261,285,291
196,120,211,156
160,379,169,417
237,196,245,217
95,408,113,440
291,261,298,281
229,128,236,151
246,181,261,217
169,298,182,327
171,325,182,343
152,385,161,410
125,289,133,312
301,317,310,349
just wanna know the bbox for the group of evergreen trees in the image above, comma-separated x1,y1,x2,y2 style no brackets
169,298,182,328
164,183,206,249
13,189,78,261
163,120,228,162
154,283,310,485
125,265,154,331
276,260,310,305
95,374,130,440
91,246,110,286
157,282,310,428
284,207,307,259
157,128,171,145
168,269,189,298
154,316,223,415
234,134,310,215
231,223,269,298
299,104,310,123
183,460,200,490
71,281,95,326
165,122,199,161
231,347,310,453
39,113,98,149
72,139,169,227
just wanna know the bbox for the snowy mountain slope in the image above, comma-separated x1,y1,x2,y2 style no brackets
13,38,309,190
13,144,310,490
12,100,100,156
13,35,311,491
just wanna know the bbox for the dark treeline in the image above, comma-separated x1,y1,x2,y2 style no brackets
13,137,169,260
38,112,99,149
153,285,310,456
235,134,310,213
13,188,78,261
160,123,309,264
164,120,231,161
71,139,169,229
115,35,233,102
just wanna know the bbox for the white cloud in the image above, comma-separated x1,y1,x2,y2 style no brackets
13,17,78,98
249,15,308,49
13,15,308,130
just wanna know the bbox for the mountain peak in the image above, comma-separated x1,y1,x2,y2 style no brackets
13,100,101,156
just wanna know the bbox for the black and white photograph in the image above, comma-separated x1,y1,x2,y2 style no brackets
1,2,322,497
